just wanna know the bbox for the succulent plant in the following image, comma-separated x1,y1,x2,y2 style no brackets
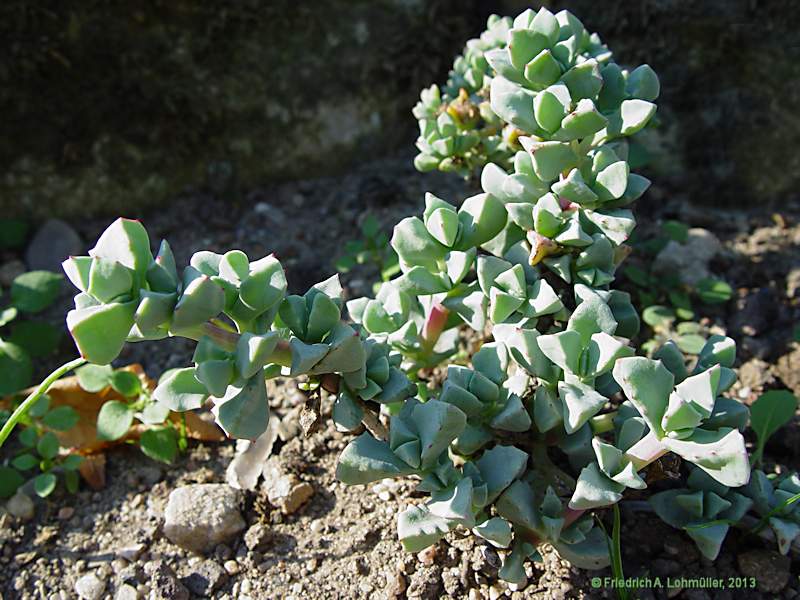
650,467,752,560
3,5,797,588
413,8,658,179
742,470,800,555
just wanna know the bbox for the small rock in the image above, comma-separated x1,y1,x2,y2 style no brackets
181,560,228,596
6,491,34,521
25,218,83,272
223,560,240,576
416,545,438,566
74,573,105,600
261,459,314,515
737,549,791,593
738,358,774,391
652,228,721,286
145,561,189,600
652,558,680,577
405,565,443,599
115,583,138,600
663,539,681,556
441,567,464,596
244,523,270,552
309,520,324,534
481,546,501,570
117,544,146,562
163,484,246,553
387,571,407,598
58,506,75,520
666,586,683,599
787,268,800,298
358,581,374,595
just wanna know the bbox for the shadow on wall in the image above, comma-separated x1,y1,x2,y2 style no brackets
481,0,800,207
2,1,798,219
0,0,481,219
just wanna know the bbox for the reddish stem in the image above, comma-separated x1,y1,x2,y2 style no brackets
563,507,585,529
421,303,450,352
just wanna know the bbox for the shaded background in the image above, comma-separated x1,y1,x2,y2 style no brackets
1,0,799,218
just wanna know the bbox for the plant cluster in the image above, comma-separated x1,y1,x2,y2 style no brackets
75,364,187,463
1,6,798,586
0,395,81,499
412,8,655,181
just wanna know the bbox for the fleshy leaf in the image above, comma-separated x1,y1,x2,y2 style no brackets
153,367,209,411
212,376,270,440
612,357,674,438
336,433,415,484
397,505,454,552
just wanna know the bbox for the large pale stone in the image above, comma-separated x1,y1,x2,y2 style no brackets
163,484,246,553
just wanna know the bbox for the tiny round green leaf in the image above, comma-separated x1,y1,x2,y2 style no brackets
36,431,60,460
695,279,732,304
96,400,134,441
110,371,142,398
33,472,57,498
75,364,114,392
11,271,63,313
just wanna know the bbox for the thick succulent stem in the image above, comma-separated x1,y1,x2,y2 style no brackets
173,321,294,367
171,322,240,352
563,507,586,529
170,325,385,440
589,411,617,435
0,356,88,448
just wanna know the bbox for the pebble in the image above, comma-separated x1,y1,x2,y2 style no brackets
25,218,83,272
74,573,105,600
117,543,146,561
224,559,240,575
358,581,374,595
787,267,800,298
244,523,271,552
261,459,315,515
58,506,75,520
136,466,163,486
352,557,368,575
145,560,190,600
387,571,407,598
115,583,138,600
6,491,34,521
416,545,438,566
181,560,228,596
310,520,324,534
163,484,246,553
